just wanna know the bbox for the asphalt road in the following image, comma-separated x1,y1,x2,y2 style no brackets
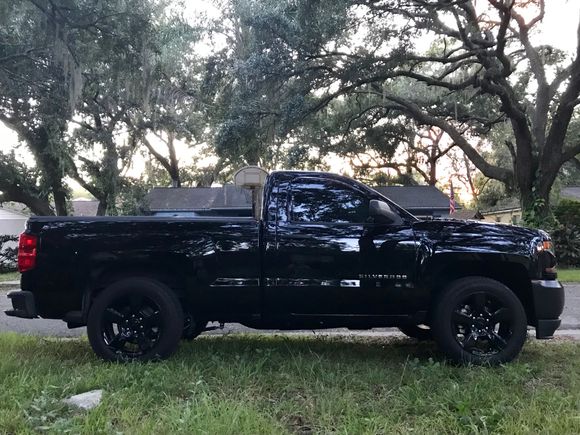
1,284,579,338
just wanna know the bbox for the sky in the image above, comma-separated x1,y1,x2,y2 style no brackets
1,0,579,202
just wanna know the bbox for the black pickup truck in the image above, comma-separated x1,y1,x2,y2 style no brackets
6,171,565,364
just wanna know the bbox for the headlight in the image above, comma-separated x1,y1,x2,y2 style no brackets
536,240,554,253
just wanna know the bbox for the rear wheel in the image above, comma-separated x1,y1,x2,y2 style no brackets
431,277,527,365
87,278,183,362
398,324,432,341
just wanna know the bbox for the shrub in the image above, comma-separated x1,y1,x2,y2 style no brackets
554,199,580,226
0,235,18,273
552,200,580,267
551,225,580,267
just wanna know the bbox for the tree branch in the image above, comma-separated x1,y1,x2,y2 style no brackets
382,92,513,185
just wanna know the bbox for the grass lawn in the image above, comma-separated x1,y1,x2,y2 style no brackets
0,333,578,434
559,268,580,283
0,271,19,282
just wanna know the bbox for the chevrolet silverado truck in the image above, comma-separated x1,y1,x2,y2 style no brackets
6,170,565,364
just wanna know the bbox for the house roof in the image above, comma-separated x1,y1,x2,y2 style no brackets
561,187,580,202
148,185,252,211
450,209,484,220
373,185,453,210
481,197,521,214
148,183,454,213
0,206,29,219
0,202,30,216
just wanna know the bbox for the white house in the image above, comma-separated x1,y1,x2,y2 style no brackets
0,206,28,237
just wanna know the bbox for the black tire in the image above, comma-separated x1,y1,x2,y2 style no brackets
431,276,527,365
182,314,208,341
399,324,432,341
87,278,184,362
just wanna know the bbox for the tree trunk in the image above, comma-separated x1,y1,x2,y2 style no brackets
96,199,107,216
52,187,68,216
427,157,437,186
26,197,55,216
100,138,119,216
167,131,181,188
28,128,69,216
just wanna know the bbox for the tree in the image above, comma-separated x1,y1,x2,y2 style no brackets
125,15,206,189
0,0,144,215
0,0,78,214
206,0,322,172
0,0,199,215
68,0,191,214
225,0,580,221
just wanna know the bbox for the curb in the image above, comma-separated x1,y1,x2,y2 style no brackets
0,282,19,291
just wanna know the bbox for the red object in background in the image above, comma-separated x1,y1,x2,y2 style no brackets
449,180,456,214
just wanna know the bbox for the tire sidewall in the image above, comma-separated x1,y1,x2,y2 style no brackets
87,278,184,362
432,277,527,365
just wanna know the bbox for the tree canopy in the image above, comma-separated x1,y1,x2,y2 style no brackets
1,0,579,221
215,0,580,218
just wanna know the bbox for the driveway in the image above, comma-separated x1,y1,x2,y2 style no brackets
1,284,579,338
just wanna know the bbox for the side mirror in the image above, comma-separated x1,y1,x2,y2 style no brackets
369,199,403,225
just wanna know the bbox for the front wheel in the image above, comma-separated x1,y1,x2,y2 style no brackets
431,277,527,365
87,278,184,362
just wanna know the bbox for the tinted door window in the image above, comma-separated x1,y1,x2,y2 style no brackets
290,178,369,223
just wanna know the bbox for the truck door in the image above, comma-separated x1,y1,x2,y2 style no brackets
263,175,417,321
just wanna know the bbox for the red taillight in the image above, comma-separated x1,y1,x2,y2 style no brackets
18,233,37,272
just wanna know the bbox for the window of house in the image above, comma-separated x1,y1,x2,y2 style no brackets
289,178,369,223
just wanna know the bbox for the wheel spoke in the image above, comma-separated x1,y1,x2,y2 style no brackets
462,332,478,350
136,335,153,351
488,331,507,351
142,310,161,327
108,334,127,350
490,307,509,324
498,323,511,336
104,308,125,324
452,310,472,325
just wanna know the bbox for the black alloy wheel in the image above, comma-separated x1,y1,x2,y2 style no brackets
431,277,527,365
398,324,432,341
451,292,512,355
87,278,183,362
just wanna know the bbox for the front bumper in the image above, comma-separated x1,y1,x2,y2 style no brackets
4,291,37,319
531,280,565,339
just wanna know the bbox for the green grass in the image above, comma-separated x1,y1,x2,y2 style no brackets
0,333,579,434
0,271,19,282
559,268,580,283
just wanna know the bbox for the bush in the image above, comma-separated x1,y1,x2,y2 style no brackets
554,199,580,226
0,235,18,273
552,200,580,267
552,225,580,267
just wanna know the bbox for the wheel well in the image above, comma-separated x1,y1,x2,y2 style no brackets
81,263,188,319
429,261,534,322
